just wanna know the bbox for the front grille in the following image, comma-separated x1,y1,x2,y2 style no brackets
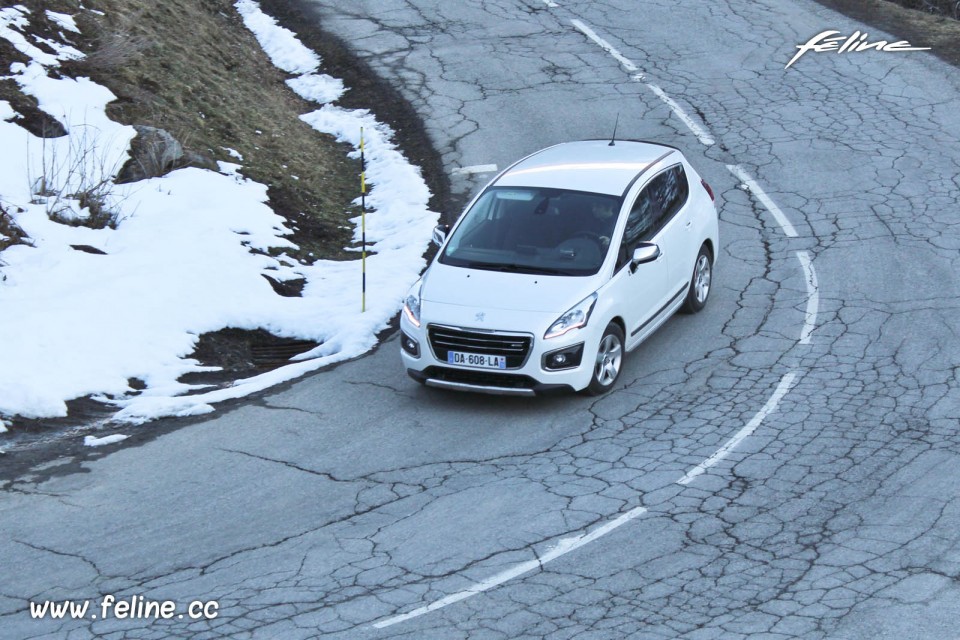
428,325,532,369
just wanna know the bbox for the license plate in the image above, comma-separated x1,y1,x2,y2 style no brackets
447,351,507,369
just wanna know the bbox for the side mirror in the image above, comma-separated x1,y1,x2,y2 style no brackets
630,242,660,272
431,223,450,247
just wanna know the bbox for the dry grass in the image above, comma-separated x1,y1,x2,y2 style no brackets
4,0,360,261
905,0,960,18
814,0,960,67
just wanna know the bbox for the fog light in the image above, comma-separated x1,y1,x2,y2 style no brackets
401,331,420,357
542,343,584,371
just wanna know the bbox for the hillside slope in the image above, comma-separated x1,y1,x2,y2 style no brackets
0,0,445,438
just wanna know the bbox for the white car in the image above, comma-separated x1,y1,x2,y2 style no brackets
400,139,718,396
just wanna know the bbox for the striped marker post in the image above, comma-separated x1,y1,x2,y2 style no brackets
360,127,367,312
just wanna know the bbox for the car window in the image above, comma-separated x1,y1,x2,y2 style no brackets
656,164,689,222
440,187,621,276
616,164,689,270
618,177,661,269
623,189,657,247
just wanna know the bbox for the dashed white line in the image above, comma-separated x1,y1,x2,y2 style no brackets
372,506,649,629
570,20,721,146
726,164,799,237
570,19,639,73
646,83,715,146
370,17,821,630
795,251,819,344
373,372,806,625
725,167,817,342
451,164,499,176
677,372,798,486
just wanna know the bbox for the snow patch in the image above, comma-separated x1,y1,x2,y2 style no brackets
221,146,243,161
84,433,129,447
234,0,319,75
286,73,345,104
0,2,437,425
1,6,84,66
46,11,80,34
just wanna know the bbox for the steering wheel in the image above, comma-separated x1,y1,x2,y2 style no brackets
571,231,609,248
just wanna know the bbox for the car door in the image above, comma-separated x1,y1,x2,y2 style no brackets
609,176,674,349
647,164,693,292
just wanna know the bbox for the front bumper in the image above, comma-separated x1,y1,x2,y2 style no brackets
400,312,597,396
405,366,573,396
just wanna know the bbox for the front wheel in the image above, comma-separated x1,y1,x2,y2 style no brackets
585,322,625,396
681,244,713,314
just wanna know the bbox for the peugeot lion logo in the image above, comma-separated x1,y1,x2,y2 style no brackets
475,312,486,323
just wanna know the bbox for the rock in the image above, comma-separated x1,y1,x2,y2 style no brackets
70,244,107,255
116,125,183,183
116,125,220,183
182,150,220,172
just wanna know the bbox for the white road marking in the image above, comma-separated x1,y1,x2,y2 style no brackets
372,506,649,629
570,20,717,145
370,17,823,629
542,0,559,7
795,251,819,344
570,19,639,73
451,164,499,176
646,83,715,146
726,165,799,237
677,371,797,486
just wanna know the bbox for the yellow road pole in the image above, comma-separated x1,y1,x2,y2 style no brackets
360,127,366,313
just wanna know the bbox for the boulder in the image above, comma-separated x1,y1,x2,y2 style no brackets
116,125,218,183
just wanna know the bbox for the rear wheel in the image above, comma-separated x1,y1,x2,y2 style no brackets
586,322,625,395
681,244,712,314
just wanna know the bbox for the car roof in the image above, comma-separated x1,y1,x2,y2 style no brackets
494,140,679,197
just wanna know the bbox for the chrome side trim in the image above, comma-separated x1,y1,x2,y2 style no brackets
630,285,687,337
620,150,675,199
424,379,536,397
429,323,534,337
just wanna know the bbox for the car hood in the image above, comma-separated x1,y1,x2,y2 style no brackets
421,262,601,313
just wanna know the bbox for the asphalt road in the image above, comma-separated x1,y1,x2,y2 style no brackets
4,1,960,638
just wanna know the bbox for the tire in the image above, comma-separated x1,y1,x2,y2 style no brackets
586,322,625,396
681,244,713,314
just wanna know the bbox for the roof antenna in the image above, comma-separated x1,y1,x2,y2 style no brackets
608,112,620,146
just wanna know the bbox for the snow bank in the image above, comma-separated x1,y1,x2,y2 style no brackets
0,3,438,426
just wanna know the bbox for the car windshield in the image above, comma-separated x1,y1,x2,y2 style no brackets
440,187,621,276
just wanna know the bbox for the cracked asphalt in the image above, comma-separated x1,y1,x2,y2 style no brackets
3,1,960,638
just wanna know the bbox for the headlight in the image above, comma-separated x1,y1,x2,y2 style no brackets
402,281,423,327
544,293,597,339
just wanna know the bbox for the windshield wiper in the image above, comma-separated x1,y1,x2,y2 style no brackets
462,262,572,276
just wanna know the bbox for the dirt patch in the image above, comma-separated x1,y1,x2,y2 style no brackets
62,0,363,262
0,205,29,252
811,0,960,67
178,328,319,388
0,6,70,138
256,0,453,216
